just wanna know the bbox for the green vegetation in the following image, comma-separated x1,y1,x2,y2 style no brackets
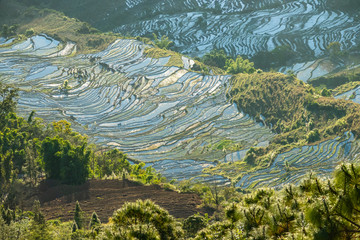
327,42,343,60
1,3,360,239
144,47,184,68
0,5,119,54
251,45,297,70
328,0,360,11
74,201,84,230
152,33,173,50
144,47,225,74
0,24,18,38
198,163,360,239
196,49,256,74
309,66,360,94
211,139,241,152
206,72,360,180
41,122,91,185
334,81,360,96
0,83,171,211
225,56,256,74
3,162,360,239
110,199,183,239
88,211,101,230
200,49,229,69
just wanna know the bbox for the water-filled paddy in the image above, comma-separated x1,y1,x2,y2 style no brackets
1,35,358,187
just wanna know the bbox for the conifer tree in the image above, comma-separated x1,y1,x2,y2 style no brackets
72,221,78,233
30,200,49,239
33,200,45,225
89,211,101,229
74,201,84,230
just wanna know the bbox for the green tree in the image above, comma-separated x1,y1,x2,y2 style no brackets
0,151,13,188
307,130,320,143
1,24,9,37
89,211,101,229
28,200,49,240
225,56,256,74
304,163,360,239
41,136,91,184
183,214,207,238
23,140,42,187
0,83,18,128
72,221,78,233
74,201,84,230
32,200,45,225
327,42,342,60
112,199,183,240
0,25,17,38
251,45,296,69
201,49,230,69
226,204,242,240
96,149,130,178
152,33,173,49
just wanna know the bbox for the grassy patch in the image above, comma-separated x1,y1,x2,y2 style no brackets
210,139,242,152
333,81,360,95
144,47,184,68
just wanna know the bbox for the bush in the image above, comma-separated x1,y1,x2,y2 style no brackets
327,42,342,60
321,88,332,97
251,45,296,70
1,24,18,38
201,49,230,69
87,38,104,48
225,56,256,74
307,130,320,143
183,214,207,237
25,28,35,37
152,33,173,49
77,23,98,34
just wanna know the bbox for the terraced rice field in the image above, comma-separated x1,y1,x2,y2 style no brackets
115,0,360,60
336,85,360,104
237,132,360,189
279,58,339,82
1,35,359,187
0,35,274,183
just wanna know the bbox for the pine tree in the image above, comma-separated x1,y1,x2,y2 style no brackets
32,200,45,225
74,201,84,230
30,200,49,239
112,199,183,240
72,221,78,233
89,211,101,229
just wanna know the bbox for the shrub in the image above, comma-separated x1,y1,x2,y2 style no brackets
307,130,320,143
201,49,229,69
152,33,173,49
225,56,256,74
25,28,35,37
327,42,342,59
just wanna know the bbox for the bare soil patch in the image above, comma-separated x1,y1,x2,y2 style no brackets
22,179,213,223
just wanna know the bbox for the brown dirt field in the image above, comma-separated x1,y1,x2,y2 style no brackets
22,179,213,223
